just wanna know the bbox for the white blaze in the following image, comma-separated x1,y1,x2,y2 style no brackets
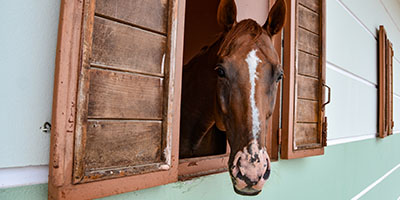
245,49,262,139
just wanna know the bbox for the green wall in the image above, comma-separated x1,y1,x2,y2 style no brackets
1,135,399,200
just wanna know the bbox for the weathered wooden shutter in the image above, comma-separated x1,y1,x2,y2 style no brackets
378,25,394,138
281,0,327,159
48,0,185,199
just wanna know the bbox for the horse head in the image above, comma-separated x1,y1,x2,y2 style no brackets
214,0,286,195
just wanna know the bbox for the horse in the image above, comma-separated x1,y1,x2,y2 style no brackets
179,0,286,195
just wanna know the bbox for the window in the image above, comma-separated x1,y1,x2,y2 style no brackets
178,0,228,180
280,0,328,159
378,25,394,138
178,0,283,178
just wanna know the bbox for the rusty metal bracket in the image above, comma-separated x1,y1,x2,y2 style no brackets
322,84,331,108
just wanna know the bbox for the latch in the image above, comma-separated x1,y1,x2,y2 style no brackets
40,122,52,133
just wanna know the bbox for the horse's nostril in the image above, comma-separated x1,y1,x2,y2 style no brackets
263,168,271,180
236,157,242,168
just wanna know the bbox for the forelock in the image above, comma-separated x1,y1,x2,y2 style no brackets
218,19,264,57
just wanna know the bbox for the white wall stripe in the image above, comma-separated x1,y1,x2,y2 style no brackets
327,61,377,88
395,56,400,64
394,93,400,100
336,0,400,62
378,0,400,34
327,134,376,146
0,165,48,189
336,0,377,39
351,163,400,200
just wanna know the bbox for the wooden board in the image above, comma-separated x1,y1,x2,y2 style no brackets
298,28,320,56
84,120,162,171
297,75,319,100
95,0,168,34
296,99,318,123
298,51,319,78
88,68,163,119
294,123,318,146
298,4,320,34
91,16,166,75
298,0,320,12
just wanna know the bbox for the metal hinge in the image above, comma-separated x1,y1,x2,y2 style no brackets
322,117,327,146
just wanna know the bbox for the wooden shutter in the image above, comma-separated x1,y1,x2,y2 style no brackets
48,0,185,199
281,0,327,159
378,25,394,138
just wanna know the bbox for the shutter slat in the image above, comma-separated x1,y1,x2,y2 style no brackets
95,0,168,34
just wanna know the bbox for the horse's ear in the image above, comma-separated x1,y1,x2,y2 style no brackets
263,0,286,36
217,0,237,31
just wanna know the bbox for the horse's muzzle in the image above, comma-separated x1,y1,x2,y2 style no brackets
230,141,271,195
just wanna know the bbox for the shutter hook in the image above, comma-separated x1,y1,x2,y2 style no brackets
41,122,52,133
322,84,331,108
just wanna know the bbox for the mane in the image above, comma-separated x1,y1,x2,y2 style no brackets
218,19,264,57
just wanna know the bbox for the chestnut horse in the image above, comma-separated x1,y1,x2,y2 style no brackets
179,0,286,195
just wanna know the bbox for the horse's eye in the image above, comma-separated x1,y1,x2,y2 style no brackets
277,71,284,82
215,66,226,78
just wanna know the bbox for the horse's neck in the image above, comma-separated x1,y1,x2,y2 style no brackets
180,37,224,157
183,37,223,74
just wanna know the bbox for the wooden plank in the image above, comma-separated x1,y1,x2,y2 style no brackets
91,16,166,75
297,75,319,100
88,68,163,119
95,0,168,34
179,154,229,180
84,120,162,171
298,28,320,56
296,99,318,123
48,0,87,189
298,0,320,13
294,123,318,146
298,4,320,34
298,51,319,78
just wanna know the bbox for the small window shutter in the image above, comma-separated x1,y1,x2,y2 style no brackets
48,0,185,199
281,0,327,159
378,25,394,138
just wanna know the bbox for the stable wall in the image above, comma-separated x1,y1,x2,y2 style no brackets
1,0,400,199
